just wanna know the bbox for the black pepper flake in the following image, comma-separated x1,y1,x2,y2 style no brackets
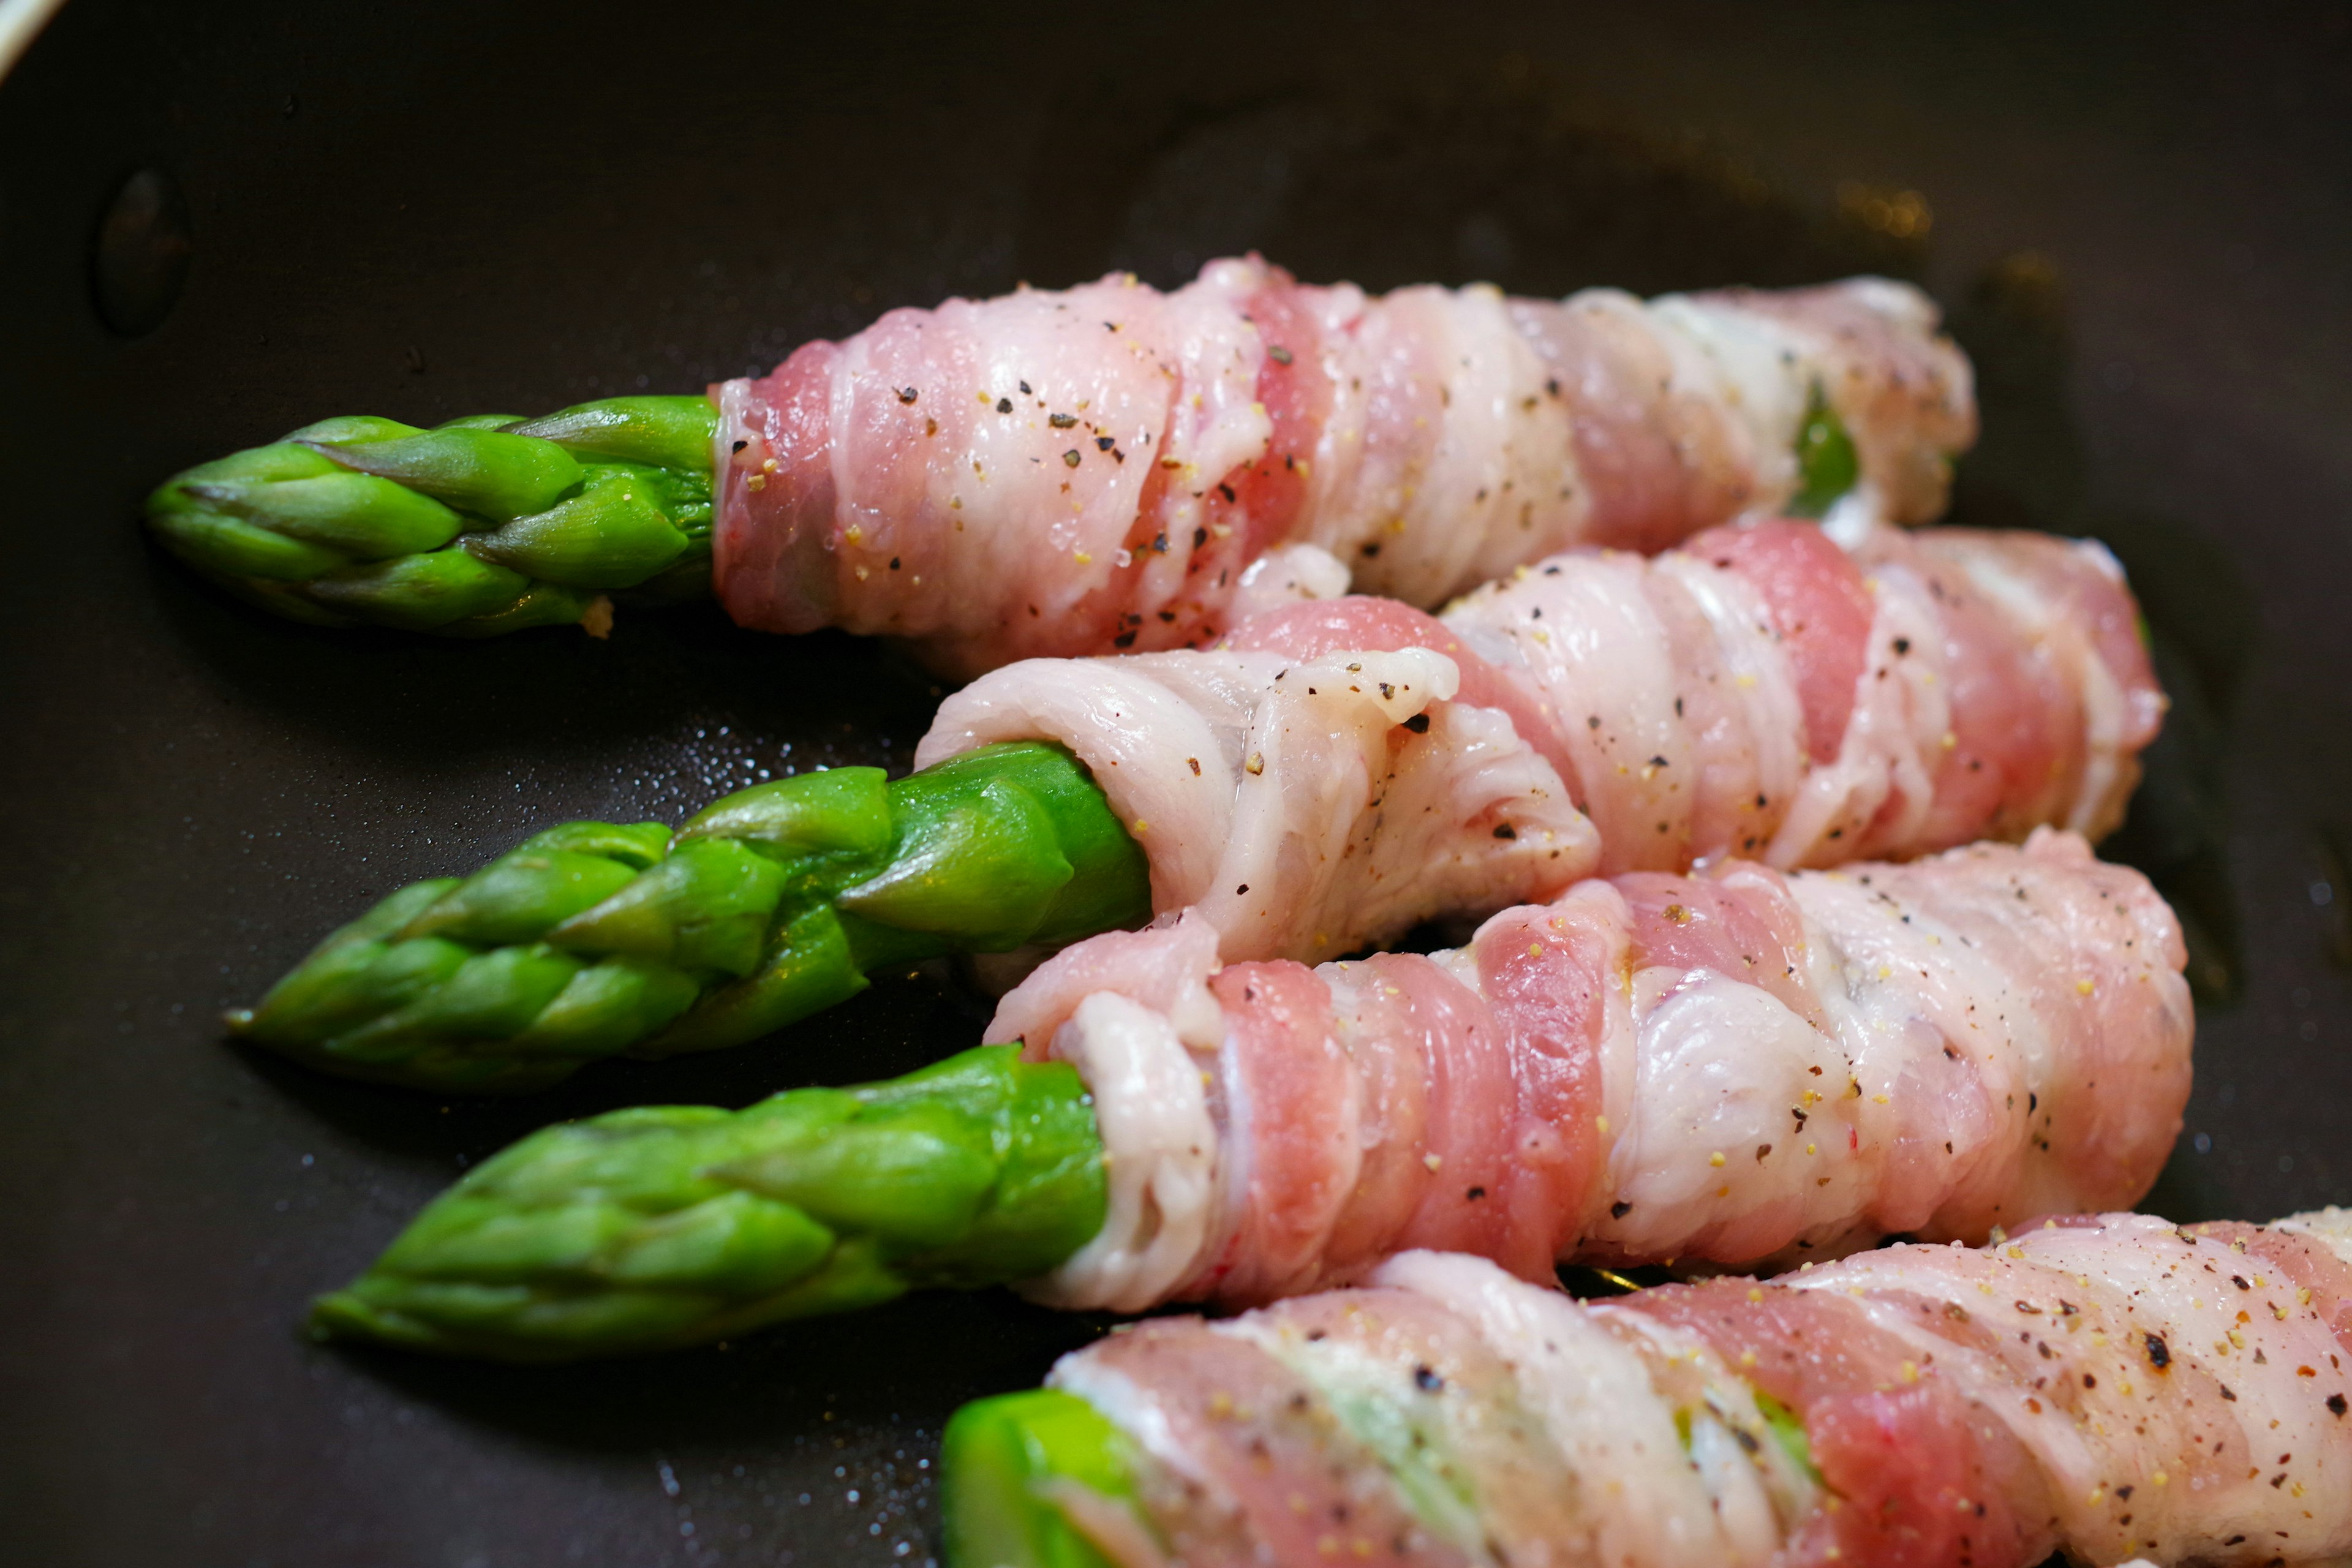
1096,435,1115,451
897,386,919,404
996,397,1013,414
1893,636,1912,655
1611,1200,1634,1218
1412,1365,1444,1393
1193,527,1208,550
1063,450,1082,467
1492,823,1517,840
889,557,901,570
1268,344,1294,365
1360,541,1381,557
2331,1393,2348,1417
1402,713,1431,734
1113,631,1137,649
1235,884,1250,896
1466,1186,1486,1200
2144,1332,2171,1370
731,439,748,453
1218,483,1237,504
1545,377,1561,398
1018,380,1031,395
1050,412,1077,428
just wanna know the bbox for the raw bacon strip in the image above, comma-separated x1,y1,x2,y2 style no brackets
714,258,1973,675
916,622,1599,971
990,831,2190,1313
918,519,2163,978
1441,518,2165,872
1038,1212,2352,1568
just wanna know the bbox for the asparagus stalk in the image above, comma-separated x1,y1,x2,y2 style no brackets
145,396,720,635
941,1390,1141,1568
312,1044,1107,1360
231,742,1150,1093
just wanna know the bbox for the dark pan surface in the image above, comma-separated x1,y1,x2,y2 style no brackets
3,2,2350,1561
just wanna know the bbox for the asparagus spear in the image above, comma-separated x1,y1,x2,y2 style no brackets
312,1044,1107,1360
941,1390,1141,1568
145,396,720,635
231,742,1150,1093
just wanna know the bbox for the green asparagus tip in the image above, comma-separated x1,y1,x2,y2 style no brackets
1788,382,1860,518
230,742,1150,1095
145,396,720,635
309,1044,1107,1361
941,1390,1148,1568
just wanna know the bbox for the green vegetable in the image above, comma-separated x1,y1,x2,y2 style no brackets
230,743,1151,1093
145,396,719,635
311,1044,1107,1360
1788,383,1860,518
1751,1389,1821,1487
941,1390,1147,1568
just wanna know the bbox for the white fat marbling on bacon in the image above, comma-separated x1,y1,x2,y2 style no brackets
995,835,2190,1313
1021,990,1221,1314
714,261,1973,674
1446,551,1692,869
1297,281,1588,605
919,641,1595,969
1441,519,2164,873
1789,831,2192,1237
1785,1215,2352,1566
1374,1250,1774,1568
1226,541,1352,619
1765,556,1950,864
1035,1215,2352,1568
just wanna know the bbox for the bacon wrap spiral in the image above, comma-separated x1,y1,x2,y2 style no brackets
714,258,1973,675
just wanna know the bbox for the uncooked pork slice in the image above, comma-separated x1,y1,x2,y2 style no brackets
715,258,1974,674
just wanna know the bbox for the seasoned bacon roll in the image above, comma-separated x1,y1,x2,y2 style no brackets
918,519,2162,971
715,258,1975,674
995,1210,2352,1568
986,831,2189,1314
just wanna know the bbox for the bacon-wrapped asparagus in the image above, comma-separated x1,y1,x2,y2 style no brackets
238,518,2158,1093
145,261,1973,667
945,1208,2352,1568
311,832,2188,1359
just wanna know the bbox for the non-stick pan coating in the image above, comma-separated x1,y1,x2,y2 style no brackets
4,2,2350,1561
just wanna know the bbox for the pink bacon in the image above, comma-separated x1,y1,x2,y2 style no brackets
1043,1212,2352,1568
919,518,2163,976
993,831,2190,1314
714,258,1974,675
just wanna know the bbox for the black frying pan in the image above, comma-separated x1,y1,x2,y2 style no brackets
4,2,2349,1561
